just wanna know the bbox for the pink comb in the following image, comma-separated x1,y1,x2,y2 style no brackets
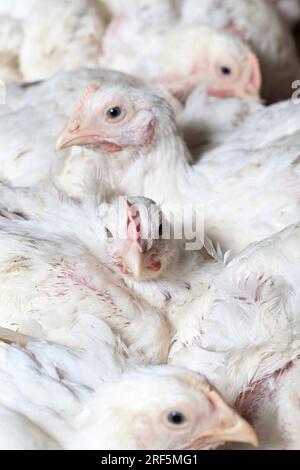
126,200,142,250
69,84,99,132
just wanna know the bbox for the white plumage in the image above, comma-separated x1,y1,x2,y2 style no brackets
19,0,107,82
0,0,111,84
169,223,300,448
0,323,257,450
0,0,300,451
0,15,23,83
107,0,298,103
103,20,262,102
0,187,173,364
0,69,142,191
56,83,300,254
185,0,300,102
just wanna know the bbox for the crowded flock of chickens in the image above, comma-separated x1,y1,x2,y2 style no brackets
0,0,300,451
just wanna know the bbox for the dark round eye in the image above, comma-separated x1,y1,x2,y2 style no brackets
167,411,187,426
158,224,163,238
106,107,122,119
220,66,232,76
105,227,113,238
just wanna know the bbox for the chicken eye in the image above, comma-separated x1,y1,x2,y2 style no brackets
105,227,113,238
106,107,122,119
167,411,187,425
220,66,232,76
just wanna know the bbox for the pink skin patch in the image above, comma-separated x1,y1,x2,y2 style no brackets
148,260,162,272
235,361,294,422
147,252,162,273
207,88,236,98
142,121,156,147
97,141,123,153
59,263,119,312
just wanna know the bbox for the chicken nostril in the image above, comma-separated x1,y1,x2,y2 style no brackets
69,121,81,133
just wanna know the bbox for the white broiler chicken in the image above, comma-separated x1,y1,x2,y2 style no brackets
0,322,258,450
56,83,300,254
0,182,220,313
102,20,262,102
0,68,143,189
19,0,107,82
168,222,300,449
0,188,179,363
0,67,259,196
110,0,297,103
182,0,300,103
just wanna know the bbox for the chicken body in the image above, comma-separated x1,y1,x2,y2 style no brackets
168,222,300,448
107,0,298,103
0,322,257,450
183,0,299,102
103,20,261,102
19,0,107,82
2,80,297,255
0,69,142,191
0,0,110,84
0,189,172,364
